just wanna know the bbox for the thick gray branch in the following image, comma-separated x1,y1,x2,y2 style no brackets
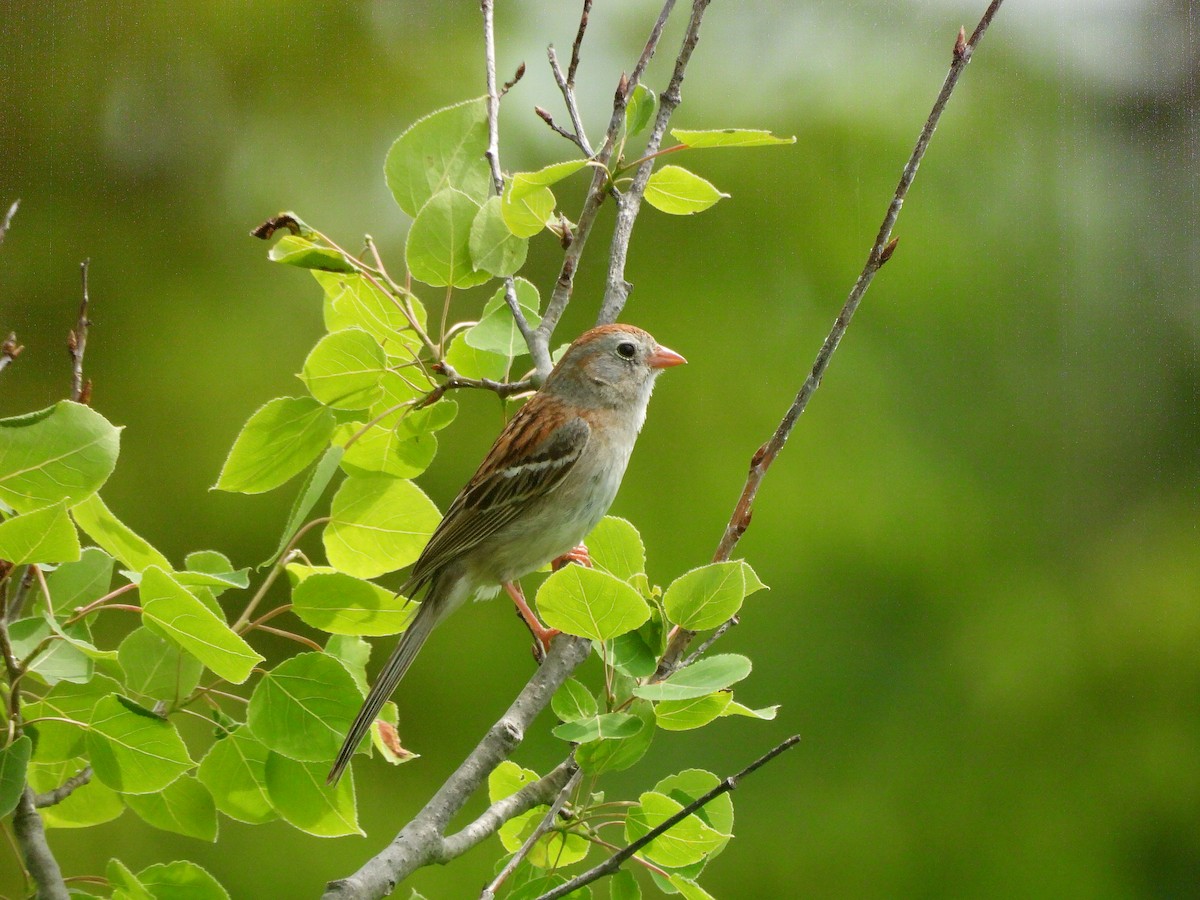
321,636,591,900
13,788,70,900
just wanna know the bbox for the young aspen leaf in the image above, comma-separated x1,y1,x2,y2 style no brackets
86,695,195,794
268,235,355,272
501,183,555,237
323,474,441,579
0,501,80,565
72,493,171,573
406,188,490,288
215,397,335,493
536,566,650,642
625,85,657,138
662,560,748,631
670,128,797,148
464,278,542,357
634,654,752,702
469,196,528,276
300,329,386,411
644,165,728,215
508,159,590,200
0,401,120,512
385,96,492,216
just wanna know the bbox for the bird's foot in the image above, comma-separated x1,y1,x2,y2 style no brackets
552,543,593,571
504,581,561,662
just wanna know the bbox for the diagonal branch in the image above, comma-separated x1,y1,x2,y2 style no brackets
68,259,93,404
535,735,802,900
321,636,591,900
654,0,1008,679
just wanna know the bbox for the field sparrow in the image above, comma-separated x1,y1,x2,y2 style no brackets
328,323,685,782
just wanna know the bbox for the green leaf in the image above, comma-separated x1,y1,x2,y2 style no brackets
469,196,528,276
29,756,124,828
262,445,344,568
552,712,642,743
500,183,555,237
444,333,509,381
721,700,779,721
335,410,437,480
86,695,194,793
125,775,218,841
608,628,659,679
406,188,490,288
655,769,733,857
316,270,425,358
246,652,363,763
670,128,796,148
71,493,171,573
0,500,80,565
625,85,656,138
536,566,650,642
118,627,203,702
300,328,386,410
625,789,728,868
653,693,733,731
45,547,114,610
385,96,491,216
268,235,355,272
140,567,263,685
551,678,598,723
264,751,362,837
633,654,752,702
215,397,335,493
644,165,728,215
489,760,541,804
576,699,655,775
325,634,371,694
666,876,716,900
137,860,230,900
0,735,31,817
108,859,154,900
23,676,118,764
292,572,418,636
739,560,768,596
507,875,592,900
196,727,277,825
0,401,120,512
663,561,747,631
464,278,542,358
324,474,441,579
9,616,92,685
610,869,642,900
585,516,646,582
176,557,250,595
509,160,589,200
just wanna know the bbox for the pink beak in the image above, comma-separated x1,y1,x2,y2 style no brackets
647,344,687,369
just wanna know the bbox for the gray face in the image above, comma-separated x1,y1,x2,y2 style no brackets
554,329,662,411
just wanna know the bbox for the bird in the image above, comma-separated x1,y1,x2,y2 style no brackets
327,323,685,783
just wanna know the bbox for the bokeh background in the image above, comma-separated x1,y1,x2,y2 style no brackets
2,0,1197,896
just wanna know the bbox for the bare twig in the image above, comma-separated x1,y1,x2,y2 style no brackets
535,736,802,900
33,767,92,808
0,198,18,247
418,362,535,408
536,0,678,354
321,636,592,900
654,0,1008,678
481,0,549,376
596,0,712,326
68,259,92,404
534,105,584,147
480,763,583,899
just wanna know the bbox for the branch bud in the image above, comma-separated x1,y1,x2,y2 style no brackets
953,27,968,61
879,236,899,265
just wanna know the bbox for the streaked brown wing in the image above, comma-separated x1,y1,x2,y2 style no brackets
407,397,590,586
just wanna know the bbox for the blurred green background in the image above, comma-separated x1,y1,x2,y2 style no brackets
2,0,1197,896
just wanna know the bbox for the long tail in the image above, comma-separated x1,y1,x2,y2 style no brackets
327,595,440,784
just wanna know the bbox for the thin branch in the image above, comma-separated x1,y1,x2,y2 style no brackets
597,0,712,326
12,789,69,900
534,106,584,148
33,767,92,809
69,259,92,404
480,763,582,899
232,518,329,633
535,736,802,900
0,198,18,248
537,0,678,352
417,362,534,408
654,0,1008,679
321,636,591,900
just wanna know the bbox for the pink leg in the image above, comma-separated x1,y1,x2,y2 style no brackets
552,543,593,571
504,581,560,653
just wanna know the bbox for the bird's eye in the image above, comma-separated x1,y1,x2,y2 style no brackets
616,341,637,359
